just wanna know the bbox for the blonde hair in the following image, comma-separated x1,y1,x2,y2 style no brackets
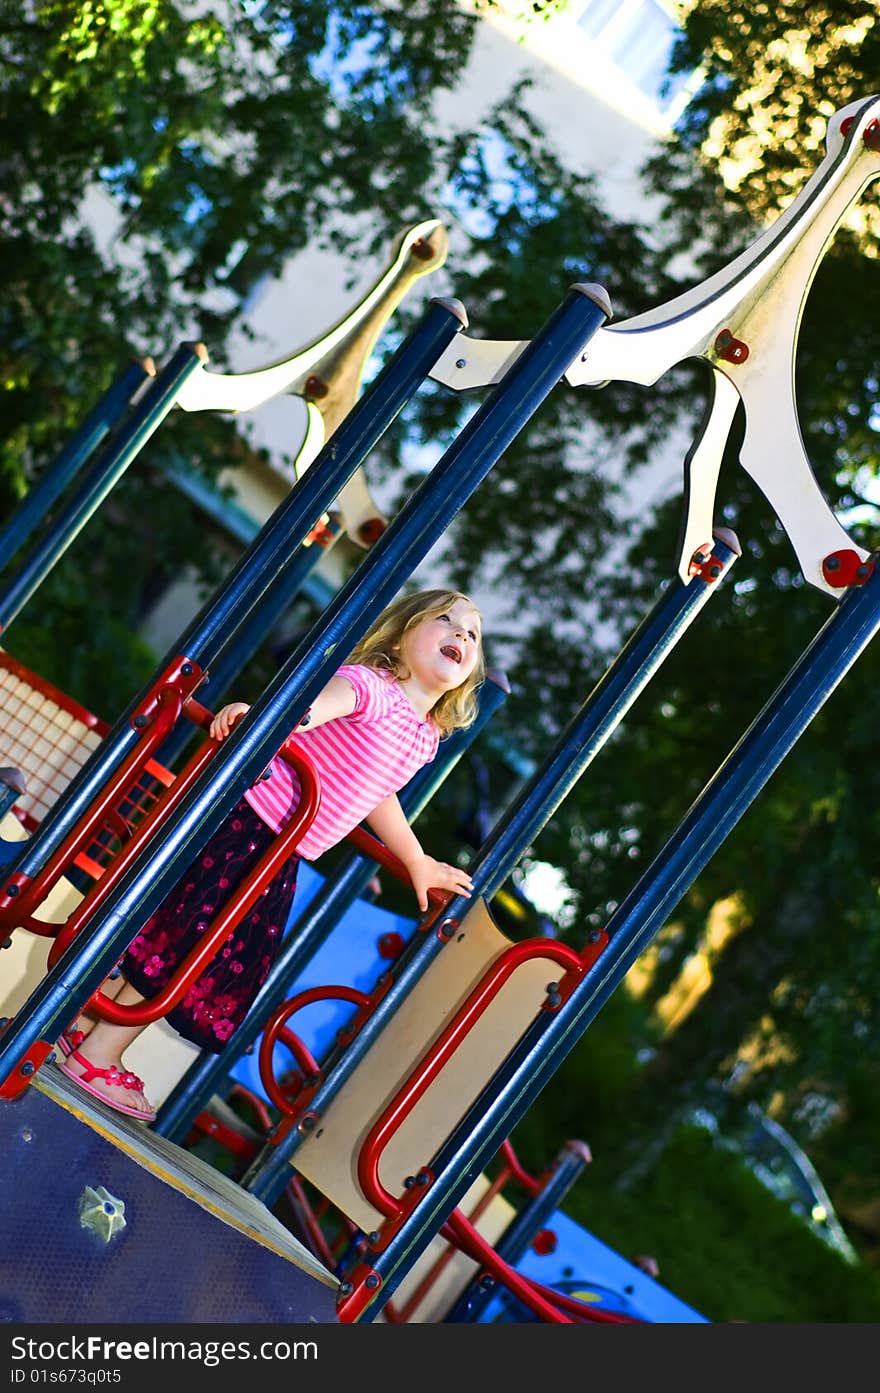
347,588,485,737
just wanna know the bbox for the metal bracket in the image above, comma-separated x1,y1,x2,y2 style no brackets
432,96,880,598
175,219,449,546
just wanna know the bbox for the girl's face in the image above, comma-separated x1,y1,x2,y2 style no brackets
399,598,482,694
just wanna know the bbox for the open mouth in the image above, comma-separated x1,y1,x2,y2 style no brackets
440,644,462,664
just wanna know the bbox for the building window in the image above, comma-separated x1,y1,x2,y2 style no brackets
575,0,693,118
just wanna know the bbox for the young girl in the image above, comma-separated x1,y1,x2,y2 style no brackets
58,588,484,1121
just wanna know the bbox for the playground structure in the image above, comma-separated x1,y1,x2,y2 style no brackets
1,96,879,1323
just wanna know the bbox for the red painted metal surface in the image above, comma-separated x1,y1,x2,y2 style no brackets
356,937,589,1218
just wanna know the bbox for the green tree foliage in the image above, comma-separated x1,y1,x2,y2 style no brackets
3,0,880,1296
380,2,880,1278
459,1,880,1267
0,0,630,712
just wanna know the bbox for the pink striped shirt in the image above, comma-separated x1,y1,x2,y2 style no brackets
243,664,440,861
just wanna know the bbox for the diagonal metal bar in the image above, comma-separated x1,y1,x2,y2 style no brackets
361,550,880,1317
0,283,607,1097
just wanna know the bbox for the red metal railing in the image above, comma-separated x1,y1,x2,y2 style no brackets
0,654,204,934
63,710,322,1031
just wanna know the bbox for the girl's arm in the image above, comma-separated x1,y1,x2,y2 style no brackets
365,793,474,912
208,673,358,741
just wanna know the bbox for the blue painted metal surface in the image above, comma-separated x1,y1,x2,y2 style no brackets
155,673,509,1142
0,1080,339,1322
0,357,151,575
444,1139,592,1323
225,860,419,1097
0,347,201,632
0,298,465,889
0,771,25,826
0,286,604,1110
156,517,345,771
363,553,880,1317
246,531,738,1201
476,1211,706,1324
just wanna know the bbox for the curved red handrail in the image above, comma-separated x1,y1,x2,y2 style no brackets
392,1168,510,1323
357,936,586,1217
88,737,321,1028
45,716,220,964
258,984,370,1115
497,1139,542,1196
521,1273,641,1324
440,1210,572,1323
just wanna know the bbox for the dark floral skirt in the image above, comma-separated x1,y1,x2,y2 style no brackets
121,799,299,1053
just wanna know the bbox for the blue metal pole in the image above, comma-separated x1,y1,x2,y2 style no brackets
155,517,345,771
155,672,510,1141
0,769,26,824
444,1139,592,1323
0,347,203,633
0,358,153,573
363,552,880,1316
0,285,606,1090
244,529,738,1201
0,299,466,888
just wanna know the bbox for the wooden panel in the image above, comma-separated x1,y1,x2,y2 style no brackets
295,896,559,1231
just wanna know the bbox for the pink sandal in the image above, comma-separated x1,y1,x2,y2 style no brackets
59,1047,157,1122
56,1026,86,1059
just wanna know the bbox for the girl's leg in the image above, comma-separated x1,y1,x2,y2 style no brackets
59,970,128,1053
59,979,156,1117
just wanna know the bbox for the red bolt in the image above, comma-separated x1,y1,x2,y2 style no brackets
378,931,405,960
822,549,874,587
304,375,329,400
359,517,386,545
532,1228,558,1256
714,329,749,364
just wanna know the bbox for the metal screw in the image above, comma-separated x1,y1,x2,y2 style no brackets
338,1281,353,1297
455,358,466,369
365,1274,381,1290
864,119,880,152
181,663,193,676
416,1171,430,1186
5,885,18,898
367,1231,381,1245
404,1176,417,1189
19,1062,34,1076
825,556,840,571
133,714,148,729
